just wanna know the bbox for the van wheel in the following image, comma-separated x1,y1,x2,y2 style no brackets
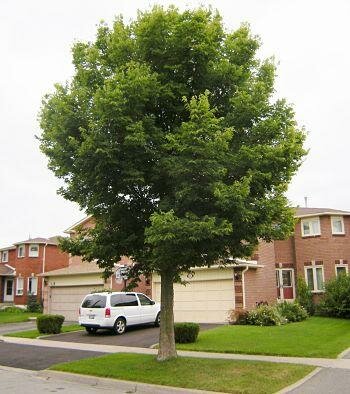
85,327,97,334
113,318,126,335
154,312,160,327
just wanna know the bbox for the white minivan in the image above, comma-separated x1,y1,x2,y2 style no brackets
79,292,161,335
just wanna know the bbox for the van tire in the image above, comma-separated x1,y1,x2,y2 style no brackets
113,317,126,335
85,327,98,334
154,312,160,327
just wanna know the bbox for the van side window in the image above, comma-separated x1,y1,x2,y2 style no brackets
82,295,106,308
138,294,153,305
123,293,138,306
110,294,123,307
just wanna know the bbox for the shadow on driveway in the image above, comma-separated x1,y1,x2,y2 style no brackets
43,323,221,348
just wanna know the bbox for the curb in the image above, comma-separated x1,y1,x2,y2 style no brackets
337,347,350,359
39,370,223,394
276,367,322,393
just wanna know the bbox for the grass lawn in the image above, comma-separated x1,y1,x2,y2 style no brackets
177,317,350,358
51,353,313,394
0,312,42,324
5,324,83,338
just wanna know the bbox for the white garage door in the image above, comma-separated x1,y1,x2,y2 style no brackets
153,279,234,323
48,285,104,321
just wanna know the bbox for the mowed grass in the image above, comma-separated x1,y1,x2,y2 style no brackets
51,353,313,394
0,312,42,324
177,317,350,358
5,324,83,338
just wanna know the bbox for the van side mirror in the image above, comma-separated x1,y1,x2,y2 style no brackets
151,300,155,305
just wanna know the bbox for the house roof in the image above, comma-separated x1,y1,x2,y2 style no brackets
0,264,15,276
64,215,93,234
294,207,350,218
40,262,104,277
0,246,16,252
13,236,60,246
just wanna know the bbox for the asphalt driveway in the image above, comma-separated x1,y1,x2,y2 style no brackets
0,342,105,370
43,323,220,348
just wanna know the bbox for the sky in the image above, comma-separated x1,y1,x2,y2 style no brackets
0,0,349,246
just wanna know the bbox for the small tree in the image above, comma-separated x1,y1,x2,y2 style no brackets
317,274,350,318
296,276,314,315
39,6,306,360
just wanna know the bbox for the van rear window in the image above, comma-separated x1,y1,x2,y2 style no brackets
82,295,106,308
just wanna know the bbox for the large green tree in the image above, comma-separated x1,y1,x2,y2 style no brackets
40,6,306,361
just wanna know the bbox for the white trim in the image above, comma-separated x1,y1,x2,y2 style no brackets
276,268,295,301
1,250,8,263
304,263,325,293
301,217,321,237
331,216,345,235
27,277,38,296
16,277,24,296
241,267,249,309
296,211,350,218
28,244,39,257
17,244,25,258
335,263,348,276
4,278,14,302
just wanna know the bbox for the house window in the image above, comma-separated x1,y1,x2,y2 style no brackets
1,251,8,263
28,277,37,295
29,244,39,257
331,216,345,235
301,217,321,237
16,278,24,295
17,245,25,258
335,264,348,277
305,265,324,292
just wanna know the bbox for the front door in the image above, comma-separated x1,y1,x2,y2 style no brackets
276,269,295,300
4,278,14,302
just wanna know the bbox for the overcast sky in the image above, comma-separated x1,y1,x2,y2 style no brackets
1,0,349,246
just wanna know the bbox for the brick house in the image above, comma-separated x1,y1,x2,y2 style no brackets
0,237,69,306
274,207,350,303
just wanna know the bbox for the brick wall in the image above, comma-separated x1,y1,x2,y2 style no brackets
244,241,277,309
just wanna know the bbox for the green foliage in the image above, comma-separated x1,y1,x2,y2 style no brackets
317,274,350,318
37,314,65,334
276,301,308,322
174,323,200,343
296,276,314,315
246,305,287,326
0,306,25,313
27,295,43,313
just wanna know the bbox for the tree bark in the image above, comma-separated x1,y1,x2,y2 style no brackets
157,269,177,361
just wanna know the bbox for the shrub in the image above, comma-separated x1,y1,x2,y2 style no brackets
27,295,43,313
0,306,25,313
227,309,249,325
37,314,65,334
174,322,200,343
317,274,350,318
277,301,308,322
296,276,315,315
246,305,287,326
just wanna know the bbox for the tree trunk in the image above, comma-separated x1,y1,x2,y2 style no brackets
157,269,177,361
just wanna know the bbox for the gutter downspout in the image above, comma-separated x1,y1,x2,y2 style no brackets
41,243,48,305
241,266,249,309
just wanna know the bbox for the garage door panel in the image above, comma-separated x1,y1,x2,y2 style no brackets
153,278,234,323
48,285,104,321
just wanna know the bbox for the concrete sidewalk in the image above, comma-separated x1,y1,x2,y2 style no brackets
2,335,350,370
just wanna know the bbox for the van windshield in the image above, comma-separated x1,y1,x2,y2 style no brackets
82,294,106,308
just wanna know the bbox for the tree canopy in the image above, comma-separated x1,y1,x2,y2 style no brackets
39,6,306,360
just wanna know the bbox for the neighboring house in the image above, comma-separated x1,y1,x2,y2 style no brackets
153,207,350,323
0,237,69,305
41,216,151,321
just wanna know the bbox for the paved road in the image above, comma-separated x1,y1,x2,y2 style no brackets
44,323,220,348
0,342,105,370
288,368,350,393
0,367,208,394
